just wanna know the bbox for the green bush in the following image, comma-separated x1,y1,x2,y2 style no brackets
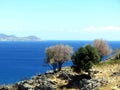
72,45,100,73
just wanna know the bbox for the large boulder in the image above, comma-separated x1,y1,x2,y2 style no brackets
34,80,56,90
79,78,108,90
15,74,56,90
15,82,29,90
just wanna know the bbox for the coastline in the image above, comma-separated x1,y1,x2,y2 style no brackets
1,60,120,90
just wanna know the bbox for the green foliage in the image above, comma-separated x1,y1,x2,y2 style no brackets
72,45,100,73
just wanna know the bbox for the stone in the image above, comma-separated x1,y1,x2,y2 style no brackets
15,80,34,90
39,75,47,81
79,78,108,90
34,80,56,90
27,80,34,85
110,72,120,77
31,76,37,80
0,86,8,90
23,83,32,88
91,70,100,74
37,73,42,77
28,89,33,90
117,83,120,88
79,74,91,80
58,71,71,80
45,70,54,74
15,84,28,90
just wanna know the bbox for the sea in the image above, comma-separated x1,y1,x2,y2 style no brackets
0,40,120,84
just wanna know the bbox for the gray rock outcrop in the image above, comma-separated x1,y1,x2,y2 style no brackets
79,78,108,90
15,74,56,90
0,86,8,90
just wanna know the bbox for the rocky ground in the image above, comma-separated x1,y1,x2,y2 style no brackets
92,60,120,90
0,60,120,90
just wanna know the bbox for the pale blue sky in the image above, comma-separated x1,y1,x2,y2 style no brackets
0,0,120,40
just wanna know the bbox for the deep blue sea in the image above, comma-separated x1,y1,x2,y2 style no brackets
0,41,120,84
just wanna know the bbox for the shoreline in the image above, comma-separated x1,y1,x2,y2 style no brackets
1,60,120,90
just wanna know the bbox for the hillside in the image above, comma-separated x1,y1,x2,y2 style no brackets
93,60,120,90
0,33,41,41
1,60,120,90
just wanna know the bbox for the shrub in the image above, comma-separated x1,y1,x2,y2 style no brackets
72,45,100,74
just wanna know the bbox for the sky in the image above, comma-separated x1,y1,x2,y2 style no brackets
0,0,120,40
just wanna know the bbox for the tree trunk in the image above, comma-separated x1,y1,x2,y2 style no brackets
100,55,103,61
58,62,63,71
52,63,57,72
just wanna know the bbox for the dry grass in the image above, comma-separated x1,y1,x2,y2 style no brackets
48,66,79,90
6,60,120,90
48,60,120,90
93,60,120,90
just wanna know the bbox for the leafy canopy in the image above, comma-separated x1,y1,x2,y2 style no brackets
72,45,100,72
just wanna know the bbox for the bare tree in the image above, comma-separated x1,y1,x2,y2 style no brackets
93,39,112,60
45,44,73,71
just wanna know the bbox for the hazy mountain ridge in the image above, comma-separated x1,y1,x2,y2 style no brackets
0,33,41,41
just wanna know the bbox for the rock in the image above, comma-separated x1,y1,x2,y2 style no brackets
37,73,42,77
91,70,100,74
31,76,37,80
23,83,32,89
117,83,120,88
15,80,33,90
58,71,71,80
15,83,28,90
46,74,54,78
69,80,79,88
45,70,54,74
27,80,34,85
15,82,33,90
79,74,91,80
110,72,120,77
79,78,108,90
0,86,8,90
28,89,33,90
34,80,56,90
20,80,28,84
15,73,56,90
61,74,91,89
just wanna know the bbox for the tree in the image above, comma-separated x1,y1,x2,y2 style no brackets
45,44,73,71
93,39,112,60
72,45,100,74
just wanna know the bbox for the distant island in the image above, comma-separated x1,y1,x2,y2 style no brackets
0,33,41,41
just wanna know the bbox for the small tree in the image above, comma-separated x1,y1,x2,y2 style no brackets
72,45,100,74
45,44,73,71
93,39,112,60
